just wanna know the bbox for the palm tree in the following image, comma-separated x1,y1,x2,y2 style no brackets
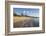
13,12,17,16
21,12,23,16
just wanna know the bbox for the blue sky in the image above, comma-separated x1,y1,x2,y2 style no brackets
13,8,39,17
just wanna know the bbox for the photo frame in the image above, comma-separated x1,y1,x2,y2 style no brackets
5,1,45,36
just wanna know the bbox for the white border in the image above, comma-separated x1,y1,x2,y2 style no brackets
10,5,42,32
